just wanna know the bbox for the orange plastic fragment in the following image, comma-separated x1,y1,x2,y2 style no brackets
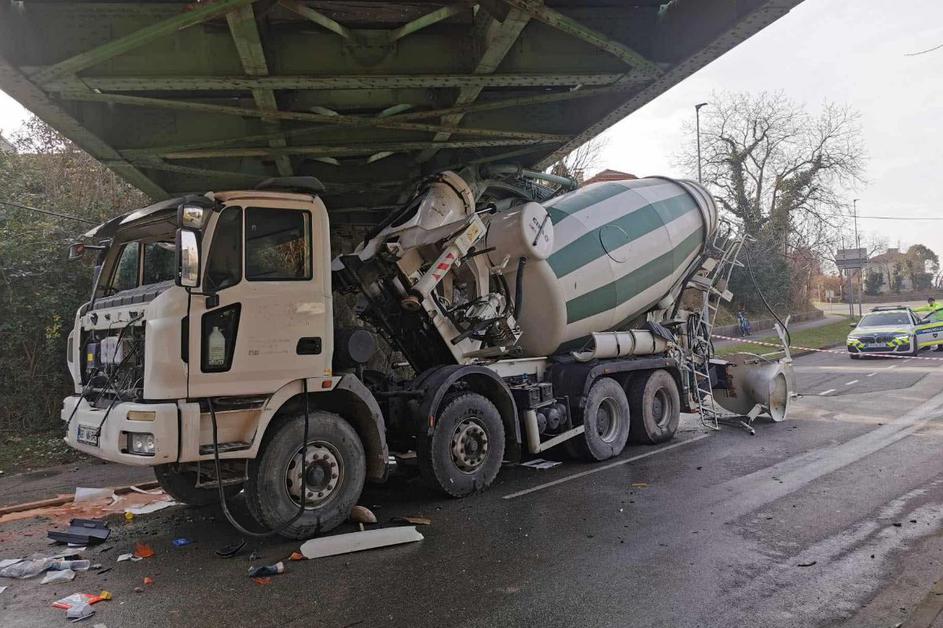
133,542,155,558
253,577,272,585
143,576,154,586
289,551,304,561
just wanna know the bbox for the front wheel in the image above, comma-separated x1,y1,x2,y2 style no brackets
417,392,505,497
154,464,241,507
849,353,860,360
245,411,366,540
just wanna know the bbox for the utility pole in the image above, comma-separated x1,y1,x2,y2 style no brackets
695,102,708,184
853,198,862,318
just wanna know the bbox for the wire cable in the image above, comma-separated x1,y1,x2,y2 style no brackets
210,380,311,538
743,245,792,348
0,199,96,224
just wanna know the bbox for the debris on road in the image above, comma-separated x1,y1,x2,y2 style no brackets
132,542,155,559
349,505,377,524
41,568,76,584
630,482,650,489
48,518,110,546
253,577,272,586
143,576,154,586
66,602,95,622
116,553,141,563
300,526,424,559
52,591,111,610
797,560,818,567
0,557,57,579
73,488,114,503
247,562,284,578
288,551,304,561
124,500,176,516
521,459,562,470
215,539,246,558
391,516,432,526
172,537,193,547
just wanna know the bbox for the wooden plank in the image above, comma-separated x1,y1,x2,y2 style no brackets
32,0,259,85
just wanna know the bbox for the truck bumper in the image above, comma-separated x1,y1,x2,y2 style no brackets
61,396,179,466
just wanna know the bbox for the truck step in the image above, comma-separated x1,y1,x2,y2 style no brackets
199,441,251,455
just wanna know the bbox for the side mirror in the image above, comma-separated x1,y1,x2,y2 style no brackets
849,322,856,328
175,228,201,288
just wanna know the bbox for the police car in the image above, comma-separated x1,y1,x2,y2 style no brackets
847,306,920,359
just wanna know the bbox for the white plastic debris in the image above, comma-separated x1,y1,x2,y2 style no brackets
300,526,423,559
41,568,76,584
124,500,176,515
0,585,8,595
0,558,56,579
67,602,95,622
73,488,114,503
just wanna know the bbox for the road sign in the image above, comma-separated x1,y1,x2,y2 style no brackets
835,248,868,270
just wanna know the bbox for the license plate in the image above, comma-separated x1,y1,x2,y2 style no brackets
866,343,884,348
76,424,100,446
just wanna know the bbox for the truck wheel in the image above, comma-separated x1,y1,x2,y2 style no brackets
628,370,680,445
417,393,505,498
245,411,365,540
154,464,241,507
572,378,631,461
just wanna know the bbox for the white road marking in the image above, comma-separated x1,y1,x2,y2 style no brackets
867,372,877,377
845,380,859,386
502,434,710,500
886,364,898,369
819,389,836,396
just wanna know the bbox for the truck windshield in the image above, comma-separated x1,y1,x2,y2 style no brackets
104,241,175,293
859,312,911,327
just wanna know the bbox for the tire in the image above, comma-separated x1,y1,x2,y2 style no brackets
572,377,631,461
908,340,919,357
849,354,860,360
154,464,241,507
417,392,505,497
244,411,366,540
628,370,681,445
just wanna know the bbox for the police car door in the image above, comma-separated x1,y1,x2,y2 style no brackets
915,309,943,349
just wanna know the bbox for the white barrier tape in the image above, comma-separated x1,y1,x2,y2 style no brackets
710,333,943,362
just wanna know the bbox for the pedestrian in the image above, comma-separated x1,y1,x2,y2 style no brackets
737,305,752,337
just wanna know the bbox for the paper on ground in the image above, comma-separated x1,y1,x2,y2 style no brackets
300,526,423,559
124,500,176,515
74,487,114,503
0,585,7,595
521,458,562,470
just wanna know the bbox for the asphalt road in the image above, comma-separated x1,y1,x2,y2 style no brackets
6,349,943,627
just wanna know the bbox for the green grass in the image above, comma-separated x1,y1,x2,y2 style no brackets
0,430,89,475
715,317,857,357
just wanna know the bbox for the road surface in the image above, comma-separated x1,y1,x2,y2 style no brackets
5,348,943,627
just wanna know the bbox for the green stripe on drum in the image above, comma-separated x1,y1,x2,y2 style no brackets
548,194,699,278
545,179,666,224
565,229,703,324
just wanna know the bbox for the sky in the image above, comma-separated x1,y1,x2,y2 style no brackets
1,0,943,256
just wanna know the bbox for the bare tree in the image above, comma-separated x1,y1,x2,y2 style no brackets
548,136,609,184
679,91,866,246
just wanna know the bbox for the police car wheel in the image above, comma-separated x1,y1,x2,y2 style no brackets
849,354,860,360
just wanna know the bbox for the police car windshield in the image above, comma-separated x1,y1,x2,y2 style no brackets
859,312,910,327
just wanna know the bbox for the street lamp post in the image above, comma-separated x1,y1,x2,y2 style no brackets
853,198,862,317
695,102,709,184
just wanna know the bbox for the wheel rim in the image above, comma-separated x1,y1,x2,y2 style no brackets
652,388,671,428
595,398,620,442
450,418,489,473
285,441,344,509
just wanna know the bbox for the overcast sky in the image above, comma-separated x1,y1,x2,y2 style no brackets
2,0,942,257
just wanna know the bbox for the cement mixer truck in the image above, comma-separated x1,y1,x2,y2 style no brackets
61,166,791,538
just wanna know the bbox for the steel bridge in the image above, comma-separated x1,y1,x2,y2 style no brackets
0,0,802,217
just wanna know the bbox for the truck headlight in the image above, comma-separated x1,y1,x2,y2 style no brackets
127,432,156,455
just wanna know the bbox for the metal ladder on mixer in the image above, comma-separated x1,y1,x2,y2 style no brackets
684,222,749,430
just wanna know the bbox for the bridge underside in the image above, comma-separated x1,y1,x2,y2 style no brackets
0,0,801,221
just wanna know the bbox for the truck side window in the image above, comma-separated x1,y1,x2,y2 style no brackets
245,207,311,281
112,243,139,292
205,207,243,291
142,242,176,285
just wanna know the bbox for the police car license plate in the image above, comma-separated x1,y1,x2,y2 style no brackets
76,424,100,446
866,343,884,349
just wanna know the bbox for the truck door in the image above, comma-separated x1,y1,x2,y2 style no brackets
187,200,333,399
915,309,943,350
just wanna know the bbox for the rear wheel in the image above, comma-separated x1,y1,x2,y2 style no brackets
417,392,505,497
154,464,241,507
245,411,365,540
571,378,630,461
628,370,680,445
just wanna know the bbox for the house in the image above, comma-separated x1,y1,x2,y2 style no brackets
861,247,934,294
582,169,637,185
